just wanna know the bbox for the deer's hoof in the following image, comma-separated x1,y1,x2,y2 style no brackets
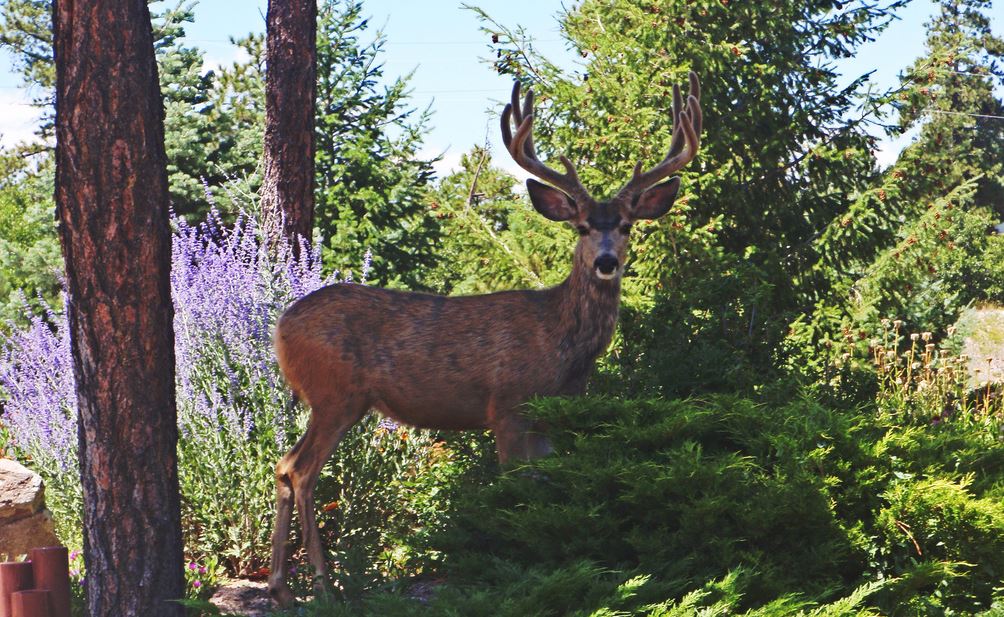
268,582,296,609
313,577,335,602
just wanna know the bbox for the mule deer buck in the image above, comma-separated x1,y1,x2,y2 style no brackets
268,73,703,606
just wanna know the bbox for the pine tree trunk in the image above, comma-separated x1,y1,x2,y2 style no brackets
53,1,185,615
262,0,317,254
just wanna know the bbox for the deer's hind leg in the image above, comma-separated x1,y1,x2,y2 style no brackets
269,394,367,606
490,404,553,465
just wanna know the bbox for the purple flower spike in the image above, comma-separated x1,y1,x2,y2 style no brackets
1,204,373,566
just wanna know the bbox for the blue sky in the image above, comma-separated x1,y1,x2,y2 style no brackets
0,1,1001,176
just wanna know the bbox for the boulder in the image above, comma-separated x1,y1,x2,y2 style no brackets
0,459,59,558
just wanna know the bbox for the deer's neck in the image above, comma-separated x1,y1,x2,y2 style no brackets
552,249,622,379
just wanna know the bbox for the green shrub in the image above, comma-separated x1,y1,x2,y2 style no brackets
307,420,495,600
280,567,888,617
294,395,1004,615
435,397,872,608
875,477,1004,612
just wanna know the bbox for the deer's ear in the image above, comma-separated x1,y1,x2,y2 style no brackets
631,177,681,220
527,178,578,221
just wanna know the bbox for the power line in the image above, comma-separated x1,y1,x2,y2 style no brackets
181,37,563,46
924,108,1004,120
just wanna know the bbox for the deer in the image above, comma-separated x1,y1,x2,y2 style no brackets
268,73,703,607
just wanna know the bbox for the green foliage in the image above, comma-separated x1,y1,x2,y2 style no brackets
208,32,266,186
849,180,997,331
437,397,874,609
892,0,1004,212
26,454,84,549
875,478,1004,612
283,569,887,617
175,358,294,576
0,0,53,122
156,2,260,218
276,394,1004,615
312,0,439,288
788,0,1004,384
425,146,572,295
302,422,495,600
0,1,266,221
0,153,60,323
0,0,440,311
786,167,1004,386
467,0,904,396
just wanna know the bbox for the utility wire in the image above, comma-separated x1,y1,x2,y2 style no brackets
923,108,1004,120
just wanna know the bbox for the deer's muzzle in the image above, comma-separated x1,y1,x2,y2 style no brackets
594,254,619,279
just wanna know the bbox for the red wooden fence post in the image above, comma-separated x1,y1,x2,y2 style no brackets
10,590,51,617
0,562,34,617
27,549,68,617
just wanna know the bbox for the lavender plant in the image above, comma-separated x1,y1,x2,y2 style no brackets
0,296,82,543
0,298,76,469
170,206,335,575
1,202,447,579
0,195,476,588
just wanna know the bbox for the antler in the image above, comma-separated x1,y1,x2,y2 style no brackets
501,81,592,204
616,72,702,201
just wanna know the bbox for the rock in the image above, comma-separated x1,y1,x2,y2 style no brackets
0,459,47,521
0,459,59,558
209,579,273,617
0,512,58,559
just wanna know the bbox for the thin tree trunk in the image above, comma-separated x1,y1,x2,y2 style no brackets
262,0,318,254
53,1,185,615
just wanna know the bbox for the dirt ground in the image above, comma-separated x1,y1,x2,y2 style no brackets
210,579,273,616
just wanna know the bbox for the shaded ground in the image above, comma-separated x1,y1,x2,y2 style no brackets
210,579,272,617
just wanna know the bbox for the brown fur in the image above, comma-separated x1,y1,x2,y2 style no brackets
276,242,622,431
267,238,624,606
268,76,702,607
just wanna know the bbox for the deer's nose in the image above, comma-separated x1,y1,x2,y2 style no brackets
594,254,619,276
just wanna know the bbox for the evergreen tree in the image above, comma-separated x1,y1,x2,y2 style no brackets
426,146,567,295
0,0,258,217
203,1,440,286
783,0,1004,383
312,0,438,288
0,153,59,322
894,0,1004,212
156,2,250,217
473,0,905,395
208,33,267,188
0,0,52,131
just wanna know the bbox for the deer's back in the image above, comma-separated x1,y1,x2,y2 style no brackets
274,283,568,428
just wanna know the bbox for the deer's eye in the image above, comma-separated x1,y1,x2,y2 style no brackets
577,226,590,236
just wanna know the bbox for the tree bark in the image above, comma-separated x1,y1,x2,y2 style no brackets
262,0,317,255
53,1,185,616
